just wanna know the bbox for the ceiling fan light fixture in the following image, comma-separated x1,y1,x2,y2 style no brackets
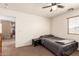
52,5,57,11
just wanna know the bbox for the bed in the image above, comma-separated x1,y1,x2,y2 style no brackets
39,35,78,56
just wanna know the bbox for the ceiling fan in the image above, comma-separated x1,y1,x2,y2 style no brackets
42,3,64,12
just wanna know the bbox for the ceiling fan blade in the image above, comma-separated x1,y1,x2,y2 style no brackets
42,5,52,8
57,5,64,8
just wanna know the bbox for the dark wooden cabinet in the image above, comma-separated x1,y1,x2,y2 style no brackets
32,38,41,47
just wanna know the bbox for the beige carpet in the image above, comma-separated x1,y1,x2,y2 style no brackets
2,39,79,56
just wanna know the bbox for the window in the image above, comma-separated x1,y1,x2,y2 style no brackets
68,15,79,34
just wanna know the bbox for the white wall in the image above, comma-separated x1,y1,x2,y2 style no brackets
0,8,51,47
16,13,51,47
51,9,79,44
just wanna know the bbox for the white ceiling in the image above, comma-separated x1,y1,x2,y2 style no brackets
1,3,79,18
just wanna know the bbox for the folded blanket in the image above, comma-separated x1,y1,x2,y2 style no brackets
56,40,75,44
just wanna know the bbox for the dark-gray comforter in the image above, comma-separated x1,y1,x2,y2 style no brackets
41,37,78,56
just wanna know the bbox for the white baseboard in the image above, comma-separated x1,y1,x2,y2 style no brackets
15,42,32,48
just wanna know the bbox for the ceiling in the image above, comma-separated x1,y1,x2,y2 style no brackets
1,3,79,18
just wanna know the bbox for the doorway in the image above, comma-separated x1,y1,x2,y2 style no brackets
0,15,15,55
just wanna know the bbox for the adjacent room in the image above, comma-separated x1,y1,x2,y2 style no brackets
0,15,15,55
0,3,79,56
